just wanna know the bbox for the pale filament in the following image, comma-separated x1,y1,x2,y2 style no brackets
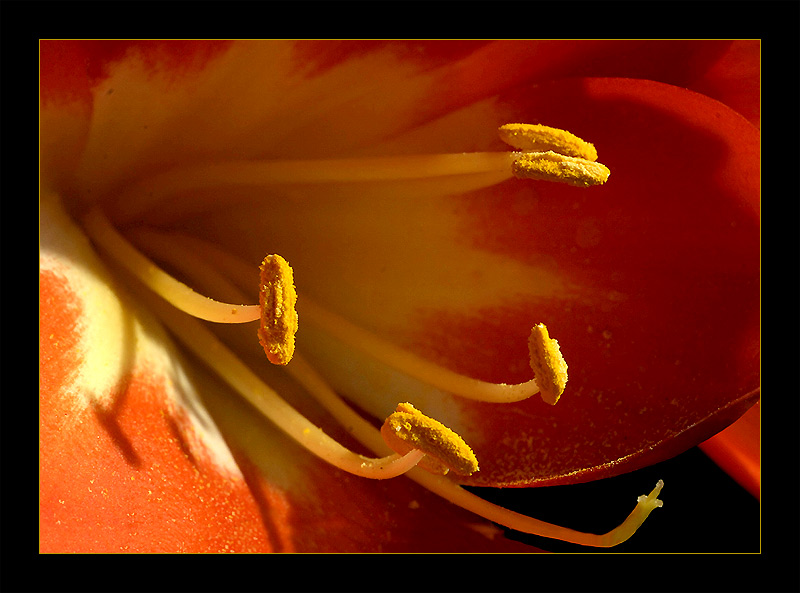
291,355,664,547
126,226,544,404
299,297,541,403
246,314,664,546
82,209,261,324
109,152,518,224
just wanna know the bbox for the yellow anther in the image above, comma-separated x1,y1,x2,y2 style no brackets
512,151,610,187
381,402,479,476
529,323,568,405
498,123,599,161
257,254,298,365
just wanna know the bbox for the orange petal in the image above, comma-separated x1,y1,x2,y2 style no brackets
699,402,760,499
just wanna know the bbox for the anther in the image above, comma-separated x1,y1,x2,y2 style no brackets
258,254,299,365
499,123,599,161
528,323,568,405
381,402,479,476
512,151,610,187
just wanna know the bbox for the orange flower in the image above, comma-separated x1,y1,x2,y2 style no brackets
40,40,759,553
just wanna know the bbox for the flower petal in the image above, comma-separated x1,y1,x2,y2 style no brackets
40,195,272,552
40,40,760,549
39,194,538,552
699,401,760,499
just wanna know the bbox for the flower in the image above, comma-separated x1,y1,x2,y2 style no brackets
40,40,760,553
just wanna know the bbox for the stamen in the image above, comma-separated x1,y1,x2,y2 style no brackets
381,402,479,476
528,323,568,405
82,209,260,324
512,151,610,187
498,123,599,161
299,297,544,403
257,254,299,366
77,113,666,546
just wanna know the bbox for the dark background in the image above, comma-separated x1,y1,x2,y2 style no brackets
468,445,760,554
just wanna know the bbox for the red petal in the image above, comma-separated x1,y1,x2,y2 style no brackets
699,401,760,499
689,40,761,128
417,78,759,486
289,40,750,144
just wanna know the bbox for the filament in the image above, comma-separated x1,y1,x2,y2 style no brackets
109,152,518,224
111,260,426,480
82,209,261,324
278,330,664,547
299,296,542,403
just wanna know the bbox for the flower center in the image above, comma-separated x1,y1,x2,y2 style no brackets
81,123,663,547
